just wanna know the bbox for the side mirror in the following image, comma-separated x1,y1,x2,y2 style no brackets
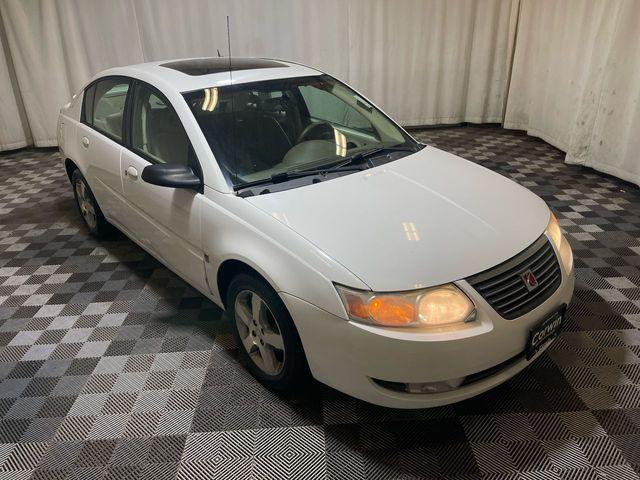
141,164,202,190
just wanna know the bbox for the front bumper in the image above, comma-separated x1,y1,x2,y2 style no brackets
282,266,574,409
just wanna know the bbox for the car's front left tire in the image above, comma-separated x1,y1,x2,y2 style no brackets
71,169,111,238
227,273,310,391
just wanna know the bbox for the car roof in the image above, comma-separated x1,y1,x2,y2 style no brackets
94,57,324,93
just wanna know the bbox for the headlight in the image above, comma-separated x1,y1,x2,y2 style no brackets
335,283,476,328
546,212,573,272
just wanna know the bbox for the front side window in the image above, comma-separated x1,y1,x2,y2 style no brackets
184,75,416,189
131,83,191,165
86,78,129,141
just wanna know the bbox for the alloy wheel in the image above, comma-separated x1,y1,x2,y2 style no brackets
234,290,286,376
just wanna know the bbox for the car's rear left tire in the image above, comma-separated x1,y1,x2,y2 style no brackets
71,169,112,239
227,273,310,391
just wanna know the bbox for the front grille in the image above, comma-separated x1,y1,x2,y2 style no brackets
467,235,562,319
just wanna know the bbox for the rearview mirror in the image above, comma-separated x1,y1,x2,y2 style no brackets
141,164,202,191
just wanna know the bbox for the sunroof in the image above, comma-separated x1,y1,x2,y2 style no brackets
160,58,289,76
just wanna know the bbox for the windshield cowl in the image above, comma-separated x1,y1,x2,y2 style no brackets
233,145,424,196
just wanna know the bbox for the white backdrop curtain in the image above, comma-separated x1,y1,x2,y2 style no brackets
347,0,519,125
0,0,145,148
0,0,518,149
0,16,29,150
504,0,640,186
1,0,639,188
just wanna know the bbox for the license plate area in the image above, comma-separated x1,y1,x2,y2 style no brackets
526,306,565,360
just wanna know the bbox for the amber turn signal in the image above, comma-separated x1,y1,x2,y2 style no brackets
368,296,415,325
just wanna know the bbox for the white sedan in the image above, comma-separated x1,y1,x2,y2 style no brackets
58,57,574,408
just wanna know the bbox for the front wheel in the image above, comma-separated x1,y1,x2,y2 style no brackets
227,273,310,390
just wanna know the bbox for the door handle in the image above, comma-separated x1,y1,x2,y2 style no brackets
81,136,89,148
125,166,138,180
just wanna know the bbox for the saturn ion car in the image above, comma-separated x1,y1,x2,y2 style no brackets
58,57,574,408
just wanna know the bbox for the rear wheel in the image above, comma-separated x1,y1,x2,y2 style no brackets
227,273,309,390
71,169,111,238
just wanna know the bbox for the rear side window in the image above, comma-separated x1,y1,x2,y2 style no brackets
83,78,130,141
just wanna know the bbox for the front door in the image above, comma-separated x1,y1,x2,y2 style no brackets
119,81,206,293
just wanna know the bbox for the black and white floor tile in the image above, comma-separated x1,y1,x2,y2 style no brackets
1,125,639,479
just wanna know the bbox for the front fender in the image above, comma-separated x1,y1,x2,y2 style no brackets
200,186,368,318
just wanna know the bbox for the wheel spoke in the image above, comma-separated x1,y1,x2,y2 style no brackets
236,302,253,327
263,331,284,350
251,293,263,321
241,333,255,353
258,344,277,374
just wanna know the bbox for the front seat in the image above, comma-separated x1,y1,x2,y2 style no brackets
235,114,292,170
146,105,190,164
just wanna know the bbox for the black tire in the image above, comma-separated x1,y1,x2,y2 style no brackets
227,273,310,390
71,169,112,238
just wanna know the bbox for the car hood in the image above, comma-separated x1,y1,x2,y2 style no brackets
247,146,550,291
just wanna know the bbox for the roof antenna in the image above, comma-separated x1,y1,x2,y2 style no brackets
226,16,232,74
226,15,238,188
217,49,222,58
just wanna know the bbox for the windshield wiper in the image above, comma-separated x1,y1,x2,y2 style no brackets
234,144,424,193
234,165,364,192
321,145,421,170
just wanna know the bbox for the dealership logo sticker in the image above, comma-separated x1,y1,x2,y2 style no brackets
520,269,539,291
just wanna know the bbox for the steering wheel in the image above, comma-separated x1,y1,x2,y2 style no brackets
297,121,335,143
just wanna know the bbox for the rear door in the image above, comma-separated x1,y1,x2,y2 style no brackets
76,77,131,220
119,80,206,292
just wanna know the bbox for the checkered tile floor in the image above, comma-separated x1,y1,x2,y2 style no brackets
1,125,639,480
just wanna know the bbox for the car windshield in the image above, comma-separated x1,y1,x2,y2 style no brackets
183,75,417,189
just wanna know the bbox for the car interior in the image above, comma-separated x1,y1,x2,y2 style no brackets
91,82,128,140
185,80,383,183
133,89,190,165
90,81,192,166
